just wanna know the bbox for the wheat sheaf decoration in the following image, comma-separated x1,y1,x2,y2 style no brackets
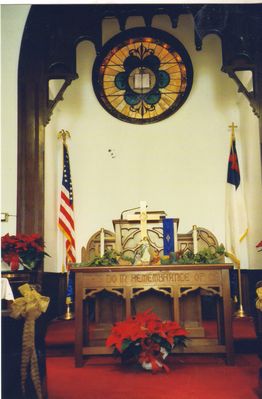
9,283,50,399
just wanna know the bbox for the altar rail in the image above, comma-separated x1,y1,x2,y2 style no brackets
72,263,234,367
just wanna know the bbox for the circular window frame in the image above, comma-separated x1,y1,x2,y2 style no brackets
92,27,193,124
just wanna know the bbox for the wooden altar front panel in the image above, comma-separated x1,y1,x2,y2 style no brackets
72,264,234,367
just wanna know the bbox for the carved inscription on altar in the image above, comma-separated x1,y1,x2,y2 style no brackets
84,270,221,288
73,264,234,367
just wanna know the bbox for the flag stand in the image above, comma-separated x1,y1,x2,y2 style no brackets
234,264,248,318
60,269,75,320
61,303,74,320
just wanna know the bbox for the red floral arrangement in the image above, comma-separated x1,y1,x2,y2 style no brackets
106,309,187,373
1,233,49,271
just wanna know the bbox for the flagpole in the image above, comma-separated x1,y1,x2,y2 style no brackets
227,123,248,319
58,129,75,321
62,268,75,321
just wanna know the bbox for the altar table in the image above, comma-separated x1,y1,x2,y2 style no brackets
72,263,234,367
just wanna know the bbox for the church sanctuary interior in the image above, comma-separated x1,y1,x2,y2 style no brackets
2,3,262,399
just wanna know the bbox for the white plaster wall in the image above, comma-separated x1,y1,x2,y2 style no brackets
1,5,30,235
44,15,248,271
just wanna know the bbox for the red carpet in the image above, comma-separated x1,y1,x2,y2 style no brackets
45,319,75,346
46,354,261,399
45,319,261,398
45,317,257,347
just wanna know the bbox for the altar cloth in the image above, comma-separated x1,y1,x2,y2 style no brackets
1,277,14,300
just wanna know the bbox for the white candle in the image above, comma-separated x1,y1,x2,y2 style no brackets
174,220,178,253
100,228,105,257
193,225,198,254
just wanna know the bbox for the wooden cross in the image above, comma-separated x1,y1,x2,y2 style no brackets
228,122,238,137
140,201,148,240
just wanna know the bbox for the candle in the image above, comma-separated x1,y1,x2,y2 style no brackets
174,220,178,253
193,225,198,255
100,228,105,257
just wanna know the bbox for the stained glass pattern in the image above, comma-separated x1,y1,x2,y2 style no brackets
93,31,193,124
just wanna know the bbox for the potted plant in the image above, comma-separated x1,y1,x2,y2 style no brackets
106,309,187,373
1,233,49,271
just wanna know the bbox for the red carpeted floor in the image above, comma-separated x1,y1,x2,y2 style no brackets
46,354,261,399
45,317,257,348
45,318,261,399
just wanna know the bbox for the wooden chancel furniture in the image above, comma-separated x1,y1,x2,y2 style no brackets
73,208,234,367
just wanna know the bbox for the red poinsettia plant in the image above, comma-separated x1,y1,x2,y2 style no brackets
1,233,49,271
106,309,187,373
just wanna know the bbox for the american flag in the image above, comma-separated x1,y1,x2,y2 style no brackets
58,143,76,265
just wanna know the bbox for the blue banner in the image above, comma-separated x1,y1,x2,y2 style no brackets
163,218,175,255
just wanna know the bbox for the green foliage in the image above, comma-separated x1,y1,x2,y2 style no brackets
76,249,135,267
73,250,118,267
87,249,119,266
177,244,226,264
121,339,133,352
173,336,188,348
74,244,226,268
177,251,195,264
151,334,172,353
120,340,142,362
160,255,170,265
121,255,135,265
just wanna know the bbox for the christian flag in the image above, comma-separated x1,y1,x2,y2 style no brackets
225,131,249,267
58,143,76,302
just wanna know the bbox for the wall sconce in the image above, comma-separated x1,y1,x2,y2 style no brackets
1,212,16,222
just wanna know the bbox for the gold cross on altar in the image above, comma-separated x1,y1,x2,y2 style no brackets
228,122,238,137
140,201,148,240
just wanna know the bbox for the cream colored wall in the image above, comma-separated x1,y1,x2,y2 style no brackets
45,14,253,272
1,8,261,270
1,5,30,235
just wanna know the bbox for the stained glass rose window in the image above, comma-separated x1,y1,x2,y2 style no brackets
92,28,193,124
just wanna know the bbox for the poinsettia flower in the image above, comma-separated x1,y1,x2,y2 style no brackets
145,319,163,334
2,253,20,271
10,256,20,271
106,309,187,368
1,233,49,269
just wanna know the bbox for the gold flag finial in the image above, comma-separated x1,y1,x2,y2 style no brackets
57,129,71,144
228,122,238,138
